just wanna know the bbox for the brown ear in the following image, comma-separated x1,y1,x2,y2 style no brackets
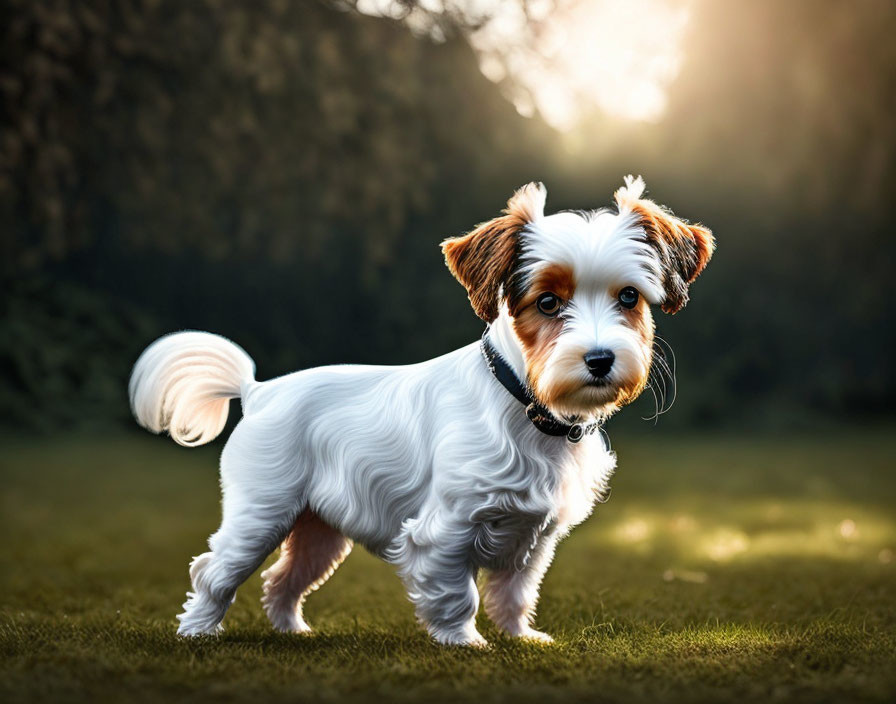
441,182,546,321
615,175,714,314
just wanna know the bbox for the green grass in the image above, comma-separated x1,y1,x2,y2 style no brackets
1,428,894,703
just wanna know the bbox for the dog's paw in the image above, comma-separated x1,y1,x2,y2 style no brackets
176,595,226,637
465,632,490,649
433,626,490,648
176,620,224,637
270,618,313,635
516,628,554,644
262,600,313,634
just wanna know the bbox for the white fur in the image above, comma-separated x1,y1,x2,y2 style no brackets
129,331,255,447
522,210,663,304
126,182,689,646
129,333,614,645
509,209,663,418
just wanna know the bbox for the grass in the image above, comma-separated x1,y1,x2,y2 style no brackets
1,427,894,703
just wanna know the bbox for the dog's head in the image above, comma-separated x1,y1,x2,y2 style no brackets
442,176,714,419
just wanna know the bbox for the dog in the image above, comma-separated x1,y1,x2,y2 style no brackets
129,176,713,646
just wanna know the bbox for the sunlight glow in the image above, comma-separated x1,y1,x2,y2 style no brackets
838,518,858,539
356,0,692,130
615,517,652,542
602,504,894,568
473,0,691,129
701,529,751,562
662,568,708,583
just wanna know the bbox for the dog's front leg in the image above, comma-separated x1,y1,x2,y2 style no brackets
482,532,560,643
390,515,486,647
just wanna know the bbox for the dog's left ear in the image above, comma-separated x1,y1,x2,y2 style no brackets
441,182,546,321
615,175,715,314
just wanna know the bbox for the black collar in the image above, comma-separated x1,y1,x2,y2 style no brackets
480,331,607,446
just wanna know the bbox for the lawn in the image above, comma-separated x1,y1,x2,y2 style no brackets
1,428,894,703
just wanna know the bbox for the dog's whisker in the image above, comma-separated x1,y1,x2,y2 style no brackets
643,374,662,422
644,336,677,418
641,379,661,423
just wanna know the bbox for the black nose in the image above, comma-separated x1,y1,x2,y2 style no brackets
584,349,615,378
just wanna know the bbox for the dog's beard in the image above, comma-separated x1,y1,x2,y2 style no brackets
531,343,650,419
551,384,620,418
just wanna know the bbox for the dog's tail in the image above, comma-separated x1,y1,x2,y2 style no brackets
128,331,256,447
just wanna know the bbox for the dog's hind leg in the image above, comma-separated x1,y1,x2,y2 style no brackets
260,509,353,633
176,499,297,636
176,429,303,636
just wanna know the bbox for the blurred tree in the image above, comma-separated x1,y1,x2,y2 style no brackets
0,0,893,429
1,0,439,271
654,0,896,418
0,0,550,428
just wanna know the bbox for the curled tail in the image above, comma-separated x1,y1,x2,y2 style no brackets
129,331,256,447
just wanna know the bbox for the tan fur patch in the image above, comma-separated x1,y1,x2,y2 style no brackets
441,219,519,321
538,370,599,412
629,199,714,283
517,283,655,414
509,263,577,318
442,183,546,321
614,177,714,314
510,263,577,400
615,296,655,405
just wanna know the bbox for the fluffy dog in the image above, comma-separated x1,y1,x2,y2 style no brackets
129,176,713,646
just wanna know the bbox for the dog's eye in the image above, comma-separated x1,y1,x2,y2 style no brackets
536,292,562,317
618,286,639,309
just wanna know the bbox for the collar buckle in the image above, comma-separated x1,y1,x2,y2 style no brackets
567,423,585,443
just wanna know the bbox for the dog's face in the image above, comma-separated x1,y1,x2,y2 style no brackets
442,176,714,419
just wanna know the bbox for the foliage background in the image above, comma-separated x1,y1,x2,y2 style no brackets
2,3,895,702
1,0,894,430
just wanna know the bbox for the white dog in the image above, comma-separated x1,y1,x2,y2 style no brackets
129,176,713,646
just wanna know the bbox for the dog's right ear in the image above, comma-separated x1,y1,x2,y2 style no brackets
441,182,546,321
